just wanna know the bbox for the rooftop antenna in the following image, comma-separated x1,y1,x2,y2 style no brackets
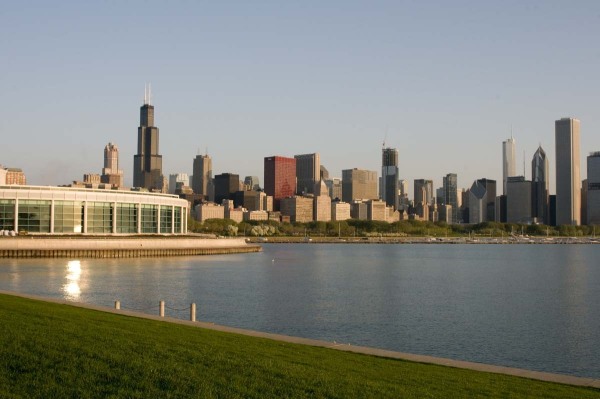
148,83,152,105
205,146,208,156
511,124,513,140
382,127,388,148
143,83,147,105
523,150,526,178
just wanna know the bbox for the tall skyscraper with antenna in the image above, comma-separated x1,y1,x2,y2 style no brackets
502,135,516,195
133,84,164,191
192,151,213,197
381,147,399,209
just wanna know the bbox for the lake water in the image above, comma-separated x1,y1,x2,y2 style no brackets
1,243,599,379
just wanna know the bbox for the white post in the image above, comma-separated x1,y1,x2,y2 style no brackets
114,300,120,310
159,300,165,317
190,303,196,322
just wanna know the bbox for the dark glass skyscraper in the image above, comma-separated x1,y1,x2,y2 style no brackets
133,85,164,191
531,145,549,224
443,173,458,223
381,147,399,209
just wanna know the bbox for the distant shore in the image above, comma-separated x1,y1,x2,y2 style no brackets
246,236,600,244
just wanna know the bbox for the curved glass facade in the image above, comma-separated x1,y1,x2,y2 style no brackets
0,186,187,235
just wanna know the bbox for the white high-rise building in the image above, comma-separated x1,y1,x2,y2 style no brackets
502,136,516,195
555,118,581,226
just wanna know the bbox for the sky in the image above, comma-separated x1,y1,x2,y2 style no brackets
2,1,600,196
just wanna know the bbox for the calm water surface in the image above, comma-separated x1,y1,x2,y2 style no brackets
1,243,599,378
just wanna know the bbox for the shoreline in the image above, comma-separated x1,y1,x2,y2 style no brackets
1,289,598,389
0,235,261,258
245,236,600,244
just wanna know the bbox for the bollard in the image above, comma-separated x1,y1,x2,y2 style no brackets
190,303,196,322
159,300,165,317
115,300,120,310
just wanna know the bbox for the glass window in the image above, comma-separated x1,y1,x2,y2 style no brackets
160,206,173,233
141,204,158,233
0,200,15,231
174,207,182,233
18,200,51,233
117,203,137,234
87,202,113,233
54,201,84,233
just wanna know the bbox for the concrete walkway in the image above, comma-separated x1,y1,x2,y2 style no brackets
2,290,599,389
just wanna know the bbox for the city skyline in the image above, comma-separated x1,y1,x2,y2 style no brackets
2,2,600,195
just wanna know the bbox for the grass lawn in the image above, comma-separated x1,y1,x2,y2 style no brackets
0,294,598,398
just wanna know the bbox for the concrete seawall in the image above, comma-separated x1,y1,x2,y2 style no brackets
0,237,261,258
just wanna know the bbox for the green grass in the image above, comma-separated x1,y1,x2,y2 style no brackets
0,294,598,398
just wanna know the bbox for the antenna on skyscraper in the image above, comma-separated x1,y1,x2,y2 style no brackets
148,83,152,105
382,127,388,148
144,83,147,105
205,146,208,156
523,150,526,178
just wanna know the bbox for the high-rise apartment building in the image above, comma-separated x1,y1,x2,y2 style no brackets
587,152,600,225
101,142,124,188
555,117,581,226
133,85,164,191
295,153,320,194
381,147,399,209
192,154,212,197
342,168,378,203
531,145,549,224
443,173,458,223
502,136,516,195
264,156,296,210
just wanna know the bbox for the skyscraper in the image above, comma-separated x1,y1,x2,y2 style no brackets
214,173,240,204
477,178,497,222
587,152,600,225
555,117,581,226
101,142,124,188
381,147,399,209
443,173,458,223
531,146,549,224
133,85,164,191
342,168,378,203
192,154,213,196
168,173,190,194
414,179,433,205
502,136,516,195
295,153,320,194
264,156,296,210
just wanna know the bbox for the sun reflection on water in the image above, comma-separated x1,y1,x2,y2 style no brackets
63,260,82,300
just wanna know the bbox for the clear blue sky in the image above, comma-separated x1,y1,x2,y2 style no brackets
2,1,599,195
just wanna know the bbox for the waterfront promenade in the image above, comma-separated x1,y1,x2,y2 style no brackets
0,236,261,258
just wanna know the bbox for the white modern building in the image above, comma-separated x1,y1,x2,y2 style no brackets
0,185,187,234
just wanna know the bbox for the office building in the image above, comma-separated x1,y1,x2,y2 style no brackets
350,201,368,220
214,173,239,205
331,200,351,221
325,178,342,200
243,176,260,191
133,85,164,191
101,142,124,188
280,196,313,223
295,153,320,194
443,173,459,223
506,176,532,223
469,180,487,224
582,179,588,225
381,147,399,209
342,168,378,203
192,154,212,197
4,168,26,185
555,117,581,225
83,174,101,184
264,156,296,210
0,185,187,234
587,152,600,225
502,136,516,194
320,165,330,180
414,179,433,205
531,146,549,224
313,180,331,222
195,202,224,222
477,178,497,222
234,190,265,211
168,173,190,195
